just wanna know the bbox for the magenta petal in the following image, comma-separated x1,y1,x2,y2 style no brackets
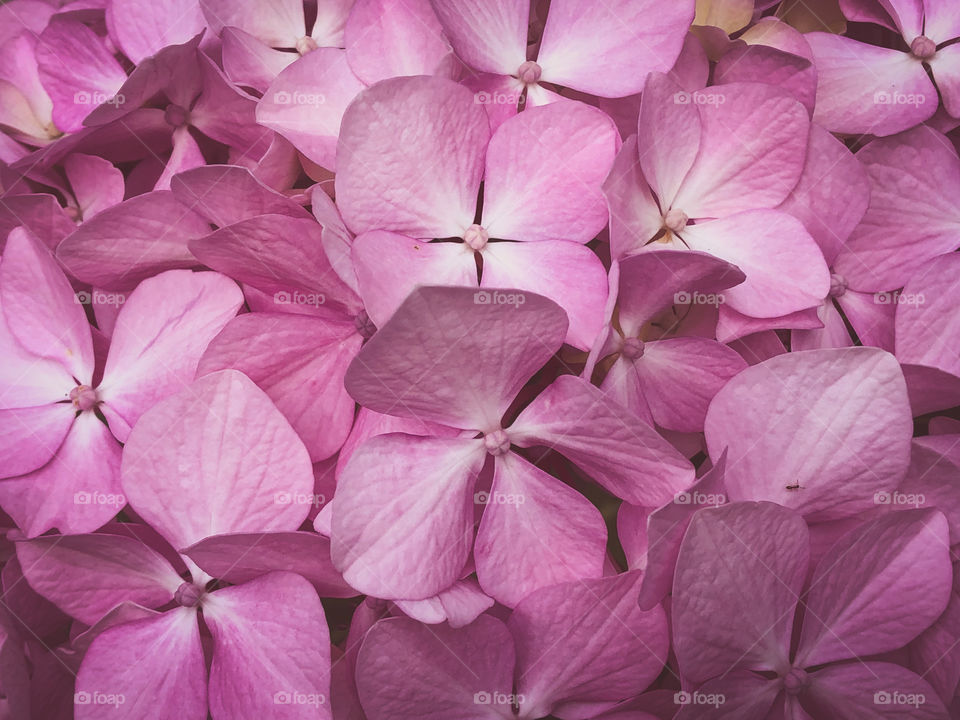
796,509,952,667
475,451,606,607
106,0,205,64
335,76,488,237
705,348,912,521
674,672,780,720
121,370,315,550
356,615,516,720
344,286,568,431
204,572,332,720
1,227,94,383
97,270,242,442
197,313,359,461
481,101,618,243
331,434,485,599
909,590,960,704
510,375,695,506
57,190,211,291
429,0,528,75
510,571,668,719
673,502,808,684
75,608,206,720
16,533,181,625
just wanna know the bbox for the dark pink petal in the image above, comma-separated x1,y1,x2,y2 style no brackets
796,509,952,666
344,286,567,431
331,434,485,599
674,672,780,720
106,0,206,64
536,0,694,97
204,572,332,720
705,348,912,521
428,0,528,75
0,193,76,252
475,451,606,607
909,590,960,704
57,190,211,291
806,33,936,136
121,370,315,550
16,533,181,625
97,270,242,442
75,608,206,720
197,313,359,461
902,441,960,542
1,227,94,382
673,502,808,683
190,56,267,151
510,572,668,718
356,615,516,720
335,76,488,237
392,577,494,628
716,43,817,115
901,363,960,416
0,404,74,477
510,375,695,506
481,101,618,243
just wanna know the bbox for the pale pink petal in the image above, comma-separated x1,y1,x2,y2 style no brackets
153,126,205,191
673,502,808,684
796,509,952,666
121,370,314,550
801,662,948,719
602,135,664,260
475,451,606,607
355,615,516,720
107,0,206,64
931,43,960,117
64,154,125,222
97,270,242,442
902,441,960,543
392,578,494,628
75,608,206,720
536,0,694,97
791,300,856,351
221,27,297,92
204,572,332,720
704,348,912,521
310,0,354,45
256,48,365,171
510,374,695,505
896,254,960,375
0,404,74,477
806,33,936,136
197,312,359,461
715,43,817,115
16,533,181,625
351,231,477,328
511,572,668,719
344,286,567,431
56,190,211,291
481,101,618,243
480,239,607,349
1,227,94,382
200,0,305,46
335,76,488,238
428,0,528,75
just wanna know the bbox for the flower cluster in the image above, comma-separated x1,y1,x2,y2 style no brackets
1,0,959,718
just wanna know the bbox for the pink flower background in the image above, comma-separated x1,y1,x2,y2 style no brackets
1,0,959,718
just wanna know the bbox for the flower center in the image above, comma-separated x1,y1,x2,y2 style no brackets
296,36,318,55
621,337,645,360
174,581,204,607
463,224,489,251
69,385,99,411
663,209,688,233
354,310,377,339
516,61,542,85
910,35,936,60
483,429,510,456
829,272,848,299
164,104,190,128
782,667,809,695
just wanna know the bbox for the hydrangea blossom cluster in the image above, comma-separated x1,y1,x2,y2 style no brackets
1,0,959,718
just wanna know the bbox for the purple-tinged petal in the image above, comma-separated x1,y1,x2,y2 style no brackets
64,154,124,222
475,451,606,607
674,672,780,720
121,370,315,551
153,126,205,191
901,364,960,416
901,441,960,542
204,572,332,720
392,578,494,628
331,434,485,600
801,662,948,719
909,590,960,704
190,55,268,152
220,27,296,92
428,0,528,75
715,43,817,115
0,194,75,252
673,502,808,683
106,0,206,64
